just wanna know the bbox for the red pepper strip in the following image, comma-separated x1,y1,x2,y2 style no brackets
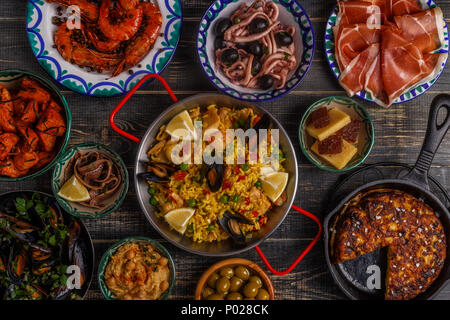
245,197,250,205
253,115,261,127
173,170,187,181
222,180,232,190
255,204,322,276
252,211,259,218
234,166,240,174
237,175,245,182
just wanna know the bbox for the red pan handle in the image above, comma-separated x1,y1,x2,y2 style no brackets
255,204,322,276
109,73,178,143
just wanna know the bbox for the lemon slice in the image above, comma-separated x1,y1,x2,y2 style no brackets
57,175,91,202
165,110,196,140
260,172,289,202
164,208,195,234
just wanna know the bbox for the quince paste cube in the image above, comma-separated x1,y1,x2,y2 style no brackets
311,139,357,170
306,108,351,141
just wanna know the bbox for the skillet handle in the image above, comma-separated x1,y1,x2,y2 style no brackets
255,205,322,276
109,73,178,143
404,94,450,189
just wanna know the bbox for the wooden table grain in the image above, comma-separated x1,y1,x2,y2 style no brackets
1,0,450,300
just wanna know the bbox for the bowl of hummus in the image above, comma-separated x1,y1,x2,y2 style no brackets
98,237,176,300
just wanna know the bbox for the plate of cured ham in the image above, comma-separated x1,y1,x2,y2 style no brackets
325,0,449,107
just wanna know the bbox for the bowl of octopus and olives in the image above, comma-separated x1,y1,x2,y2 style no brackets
195,258,274,300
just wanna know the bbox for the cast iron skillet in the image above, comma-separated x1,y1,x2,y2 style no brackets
324,94,450,300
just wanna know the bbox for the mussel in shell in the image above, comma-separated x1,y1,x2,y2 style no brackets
139,161,178,184
204,163,224,193
7,245,27,285
218,211,253,243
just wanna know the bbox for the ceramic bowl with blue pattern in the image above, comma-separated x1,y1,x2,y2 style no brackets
51,142,129,219
324,0,448,106
197,0,315,102
26,0,182,97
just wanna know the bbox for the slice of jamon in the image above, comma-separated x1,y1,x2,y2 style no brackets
382,27,441,106
335,24,381,71
336,0,386,26
394,7,445,52
364,53,388,106
389,0,422,17
339,43,380,97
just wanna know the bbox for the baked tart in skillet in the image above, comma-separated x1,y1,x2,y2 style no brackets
330,189,446,300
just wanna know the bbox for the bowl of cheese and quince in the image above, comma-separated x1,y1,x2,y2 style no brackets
299,96,374,172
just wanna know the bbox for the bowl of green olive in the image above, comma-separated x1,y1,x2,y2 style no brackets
195,258,275,300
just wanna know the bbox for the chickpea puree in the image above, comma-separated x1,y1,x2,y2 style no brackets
104,242,171,300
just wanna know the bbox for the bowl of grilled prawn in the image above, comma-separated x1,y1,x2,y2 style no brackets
0,69,70,181
26,0,182,96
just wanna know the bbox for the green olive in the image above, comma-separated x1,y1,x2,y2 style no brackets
256,288,270,300
219,266,234,279
226,292,243,300
216,277,231,293
207,272,220,288
248,275,263,288
207,293,224,300
202,287,215,300
242,282,259,298
229,276,244,292
234,266,250,280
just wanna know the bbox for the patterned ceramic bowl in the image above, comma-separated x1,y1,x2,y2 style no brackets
196,0,315,102
98,236,176,300
51,142,129,218
0,69,71,182
26,0,182,97
299,96,374,172
324,0,448,105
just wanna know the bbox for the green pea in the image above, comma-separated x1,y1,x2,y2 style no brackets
220,195,229,203
180,163,188,171
148,187,156,195
242,164,250,171
233,121,240,129
150,197,158,206
207,224,215,231
232,195,239,203
234,18,241,24
254,180,262,188
188,199,197,207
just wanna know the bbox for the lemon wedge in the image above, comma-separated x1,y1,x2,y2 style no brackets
164,208,195,234
165,110,196,140
57,175,91,202
260,172,289,202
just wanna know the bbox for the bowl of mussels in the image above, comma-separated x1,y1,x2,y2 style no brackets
0,191,94,300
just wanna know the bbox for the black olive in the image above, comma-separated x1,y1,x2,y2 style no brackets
236,42,248,50
221,48,239,65
249,18,269,34
258,74,274,90
275,32,293,47
215,18,232,36
251,58,261,76
247,41,262,57
215,37,227,50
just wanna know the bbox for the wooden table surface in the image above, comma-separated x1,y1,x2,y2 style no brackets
1,0,450,300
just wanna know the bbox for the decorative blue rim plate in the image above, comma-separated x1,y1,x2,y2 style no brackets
26,0,182,97
196,0,315,102
325,0,449,105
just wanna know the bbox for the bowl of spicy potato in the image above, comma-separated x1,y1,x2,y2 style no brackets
0,69,70,181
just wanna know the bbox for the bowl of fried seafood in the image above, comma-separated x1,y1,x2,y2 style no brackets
98,236,176,300
26,0,182,96
196,0,315,102
51,142,129,218
0,69,70,181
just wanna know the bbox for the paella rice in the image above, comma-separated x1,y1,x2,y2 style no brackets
143,105,288,243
